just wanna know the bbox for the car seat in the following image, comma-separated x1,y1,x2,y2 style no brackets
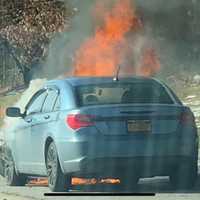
85,95,99,104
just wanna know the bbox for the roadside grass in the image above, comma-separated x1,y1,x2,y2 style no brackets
175,85,200,100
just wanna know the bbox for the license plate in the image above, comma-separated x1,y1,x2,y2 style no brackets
127,120,151,132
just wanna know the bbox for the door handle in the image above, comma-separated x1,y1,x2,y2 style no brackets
26,118,32,123
44,115,50,120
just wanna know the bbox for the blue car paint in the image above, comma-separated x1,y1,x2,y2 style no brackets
5,77,198,178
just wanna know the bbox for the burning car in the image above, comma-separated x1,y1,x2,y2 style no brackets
4,76,199,192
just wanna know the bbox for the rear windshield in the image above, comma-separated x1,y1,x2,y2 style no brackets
75,82,174,106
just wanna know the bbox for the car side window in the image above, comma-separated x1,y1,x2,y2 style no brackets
26,90,47,115
42,89,59,113
53,95,61,111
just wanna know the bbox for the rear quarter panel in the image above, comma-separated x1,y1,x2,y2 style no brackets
45,82,85,172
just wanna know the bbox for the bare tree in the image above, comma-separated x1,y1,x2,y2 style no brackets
0,0,73,86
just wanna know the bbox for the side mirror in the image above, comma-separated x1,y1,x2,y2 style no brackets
6,107,23,118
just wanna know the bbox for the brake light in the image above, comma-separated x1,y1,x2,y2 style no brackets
180,111,194,125
66,114,95,130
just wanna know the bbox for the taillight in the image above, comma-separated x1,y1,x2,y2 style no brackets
180,111,194,125
66,114,95,130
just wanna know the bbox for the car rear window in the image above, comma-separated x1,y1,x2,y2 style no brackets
75,82,174,106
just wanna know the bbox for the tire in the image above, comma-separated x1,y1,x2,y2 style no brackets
46,142,71,192
170,157,198,189
4,149,27,186
0,157,5,177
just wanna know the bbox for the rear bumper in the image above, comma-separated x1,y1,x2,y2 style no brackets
56,131,198,176
58,145,198,176
62,155,196,178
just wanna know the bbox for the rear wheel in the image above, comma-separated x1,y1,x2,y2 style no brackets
170,158,198,189
46,142,71,192
4,149,27,186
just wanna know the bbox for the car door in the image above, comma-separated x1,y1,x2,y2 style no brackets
16,89,47,174
12,115,32,173
30,87,60,175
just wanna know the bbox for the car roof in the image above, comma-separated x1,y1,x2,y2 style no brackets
46,76,159,87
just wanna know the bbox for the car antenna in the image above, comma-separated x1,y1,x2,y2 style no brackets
113,65,121,81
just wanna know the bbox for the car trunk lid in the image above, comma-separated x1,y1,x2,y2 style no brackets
80,104,183,135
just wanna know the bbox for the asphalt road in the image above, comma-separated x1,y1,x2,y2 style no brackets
1,172,200,200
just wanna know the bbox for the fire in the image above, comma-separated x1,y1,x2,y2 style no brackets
74,0,160,77
72,178,120,185
27,177,120,186
72,178,97,185
139,48,161,77
0,107,5,119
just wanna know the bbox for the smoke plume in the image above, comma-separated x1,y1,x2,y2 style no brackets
40,0,162,79
0,79,46,140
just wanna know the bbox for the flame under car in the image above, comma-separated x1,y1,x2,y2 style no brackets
4,77,199,192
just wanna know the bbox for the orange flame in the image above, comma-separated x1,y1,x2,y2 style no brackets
0,107,5,119
72,178,120,185
27,177,120,186
74,0,160,77
138,48,161,77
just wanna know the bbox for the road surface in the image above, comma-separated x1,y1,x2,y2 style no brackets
1,171,200,200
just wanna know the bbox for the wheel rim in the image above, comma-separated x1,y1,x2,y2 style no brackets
46,145,58,188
